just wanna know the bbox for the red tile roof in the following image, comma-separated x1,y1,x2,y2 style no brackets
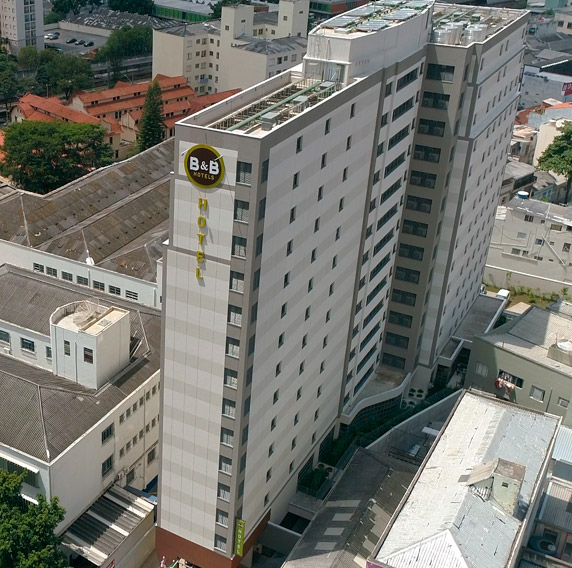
18,94,101,125
85,86,196,117
77,75,193,104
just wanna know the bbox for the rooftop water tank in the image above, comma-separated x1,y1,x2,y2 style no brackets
516,190,529,199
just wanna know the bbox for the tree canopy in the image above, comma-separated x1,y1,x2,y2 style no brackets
108,0,155,15
0,471,69,568
537,121,572,203
137,80,164,152
1,121,113,194
51,0,101,15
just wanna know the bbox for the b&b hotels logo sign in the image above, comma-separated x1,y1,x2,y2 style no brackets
184,144,225,189
183,144,226,279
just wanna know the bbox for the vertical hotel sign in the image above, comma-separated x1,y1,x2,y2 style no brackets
234,518,246,556
184,144,225,280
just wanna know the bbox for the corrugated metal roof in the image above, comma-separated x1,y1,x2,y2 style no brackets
553,426,572,464
376,392,560,568
0,266,160,461
62,485,154,566
538,480,572,533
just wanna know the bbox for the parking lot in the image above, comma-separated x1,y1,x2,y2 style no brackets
44,28,108,55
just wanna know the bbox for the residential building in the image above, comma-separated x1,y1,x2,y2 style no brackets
10,93,127,160
0,0,44,53
534,115,572,168
152,0,309,94
156,2,528,566
555,8,572,36
485,195,572,294
0,263,161,567
368,390,561,568
380,5,527,391
510,124,537,165
467,301,572,419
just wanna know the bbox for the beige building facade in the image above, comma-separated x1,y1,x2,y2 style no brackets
152,0,309,94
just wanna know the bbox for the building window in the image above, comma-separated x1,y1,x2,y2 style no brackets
381,352,405,370
395,266,420,283
402,219,428,237
388,126,410,150
293,172,299,189
221,427,234,447
218,482,231,501
77,275,89,286
392,288,416,306
558,397,570,408
46,346,52,359
410,170,437,189
101,424,114,444
414,145,441,163
389,311,413,328
296,136,303,153
62,271,73,282
325,118,331,135
147,447,157,464
216,509,229,527
397,68,418,91
426,63,455,82
225,335,241,358
109,285,121,295
385,332,409,349
33,263,44,273
230,271,244,292
0,330,9,343
384,153,406,178
84,347,94,364
234,200,250,222
418,118,445,137
101,455,113,477
228,305,243,327
222,398,236,418
236,161,252,185
219,455,232,475
525,215,534,222
46,267,57,277
422,92,450,110
398,243,424,261
406,196,432,213
232,236,247,258
350,103,356,118
385,82,393,97
93,280,104,291
392,97,414,120
321,153,327,168
20,338,35,353
224,368,238,389
530,385,545,402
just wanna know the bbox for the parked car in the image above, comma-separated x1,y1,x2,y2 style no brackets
66,37,77,44
85,40,94,47
75,39,85,45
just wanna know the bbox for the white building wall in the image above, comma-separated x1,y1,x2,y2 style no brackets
0,0,43,53
0,444,49,503
0,320,52,370
159,143,238,549
0,240,160,308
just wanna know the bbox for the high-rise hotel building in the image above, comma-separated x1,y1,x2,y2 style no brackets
157,2,527,565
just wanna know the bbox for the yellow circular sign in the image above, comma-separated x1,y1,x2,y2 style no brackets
184,144,225,189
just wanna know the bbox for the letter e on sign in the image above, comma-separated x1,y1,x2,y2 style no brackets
184,144,225,189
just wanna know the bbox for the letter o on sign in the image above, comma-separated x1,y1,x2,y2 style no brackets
184,144,225,189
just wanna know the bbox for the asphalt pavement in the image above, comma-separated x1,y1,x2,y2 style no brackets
44,28,107,56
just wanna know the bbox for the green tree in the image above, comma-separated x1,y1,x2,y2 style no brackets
0,471,69,568
18,46,40,71
35,53,93,96
51,0,101,15
1,121,113,194
137,80,164,152
211,0,250,19
108,0,154,15
537,122,572,204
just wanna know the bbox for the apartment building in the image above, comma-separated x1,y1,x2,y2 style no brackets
380,6,527,390
157,2,527,566
0,0,43,53
152,0,309,94
485,195,572,294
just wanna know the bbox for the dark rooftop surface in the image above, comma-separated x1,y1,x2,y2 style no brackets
282,450,416,568
0,139,173,281
64,7,180,30
235,35,307,54
0,265,161,462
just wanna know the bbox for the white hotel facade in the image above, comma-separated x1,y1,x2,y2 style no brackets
157,2,528,566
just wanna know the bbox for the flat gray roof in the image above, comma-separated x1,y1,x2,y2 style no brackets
538,479,572,533
452,293,504,342
235,35,307,54
154,0,213,15
373,391,560,568
156,21,221,36
507,196,572,226
64,6,180,30
479,306,572,378
0,265,161,462
0,139,173,281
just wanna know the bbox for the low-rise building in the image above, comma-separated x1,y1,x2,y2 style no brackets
153,0,213,22
0,263,161,567
500,160,537,204
10,93,127,160
555,8,572,36
467,301,572,419
510,125,537,165
152,0,309,93
368,390,561,568
485,195,572,294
